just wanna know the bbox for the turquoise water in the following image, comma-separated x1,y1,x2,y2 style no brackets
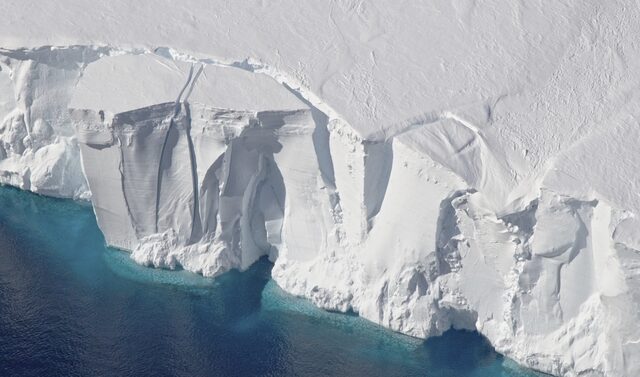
0,186,543,377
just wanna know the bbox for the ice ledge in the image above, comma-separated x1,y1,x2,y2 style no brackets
0,45,639,377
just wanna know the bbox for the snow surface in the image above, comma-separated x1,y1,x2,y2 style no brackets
2,1,640,376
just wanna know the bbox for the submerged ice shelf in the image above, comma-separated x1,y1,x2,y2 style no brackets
1,2,640,374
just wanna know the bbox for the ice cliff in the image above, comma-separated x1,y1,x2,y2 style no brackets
2,1,640,376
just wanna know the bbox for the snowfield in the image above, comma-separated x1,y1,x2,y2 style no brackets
1,1,640,376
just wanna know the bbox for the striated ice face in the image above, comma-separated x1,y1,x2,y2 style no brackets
0,40,639,377
0,47,97,199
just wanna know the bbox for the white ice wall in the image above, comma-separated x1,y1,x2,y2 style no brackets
0,43,639,377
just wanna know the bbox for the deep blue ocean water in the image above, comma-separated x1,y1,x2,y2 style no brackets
0,186,544,377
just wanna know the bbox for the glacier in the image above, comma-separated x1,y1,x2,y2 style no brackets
1,1,640,376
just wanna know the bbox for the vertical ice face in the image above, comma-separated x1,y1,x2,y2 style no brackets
66,52,640,377
119,104,178,239
72,109,136,249
0,45,634,377
0,47,106,198
189,106,246,240
70,54,325,275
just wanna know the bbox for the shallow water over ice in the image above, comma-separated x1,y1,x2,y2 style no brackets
0,186,543,377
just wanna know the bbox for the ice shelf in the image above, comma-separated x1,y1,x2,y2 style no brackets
1,2,640,375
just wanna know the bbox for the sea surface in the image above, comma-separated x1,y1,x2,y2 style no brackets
0,186,543,377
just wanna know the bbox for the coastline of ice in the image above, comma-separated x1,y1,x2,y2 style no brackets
2,3,640,373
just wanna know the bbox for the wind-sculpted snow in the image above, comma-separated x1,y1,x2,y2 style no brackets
0,36,639,377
